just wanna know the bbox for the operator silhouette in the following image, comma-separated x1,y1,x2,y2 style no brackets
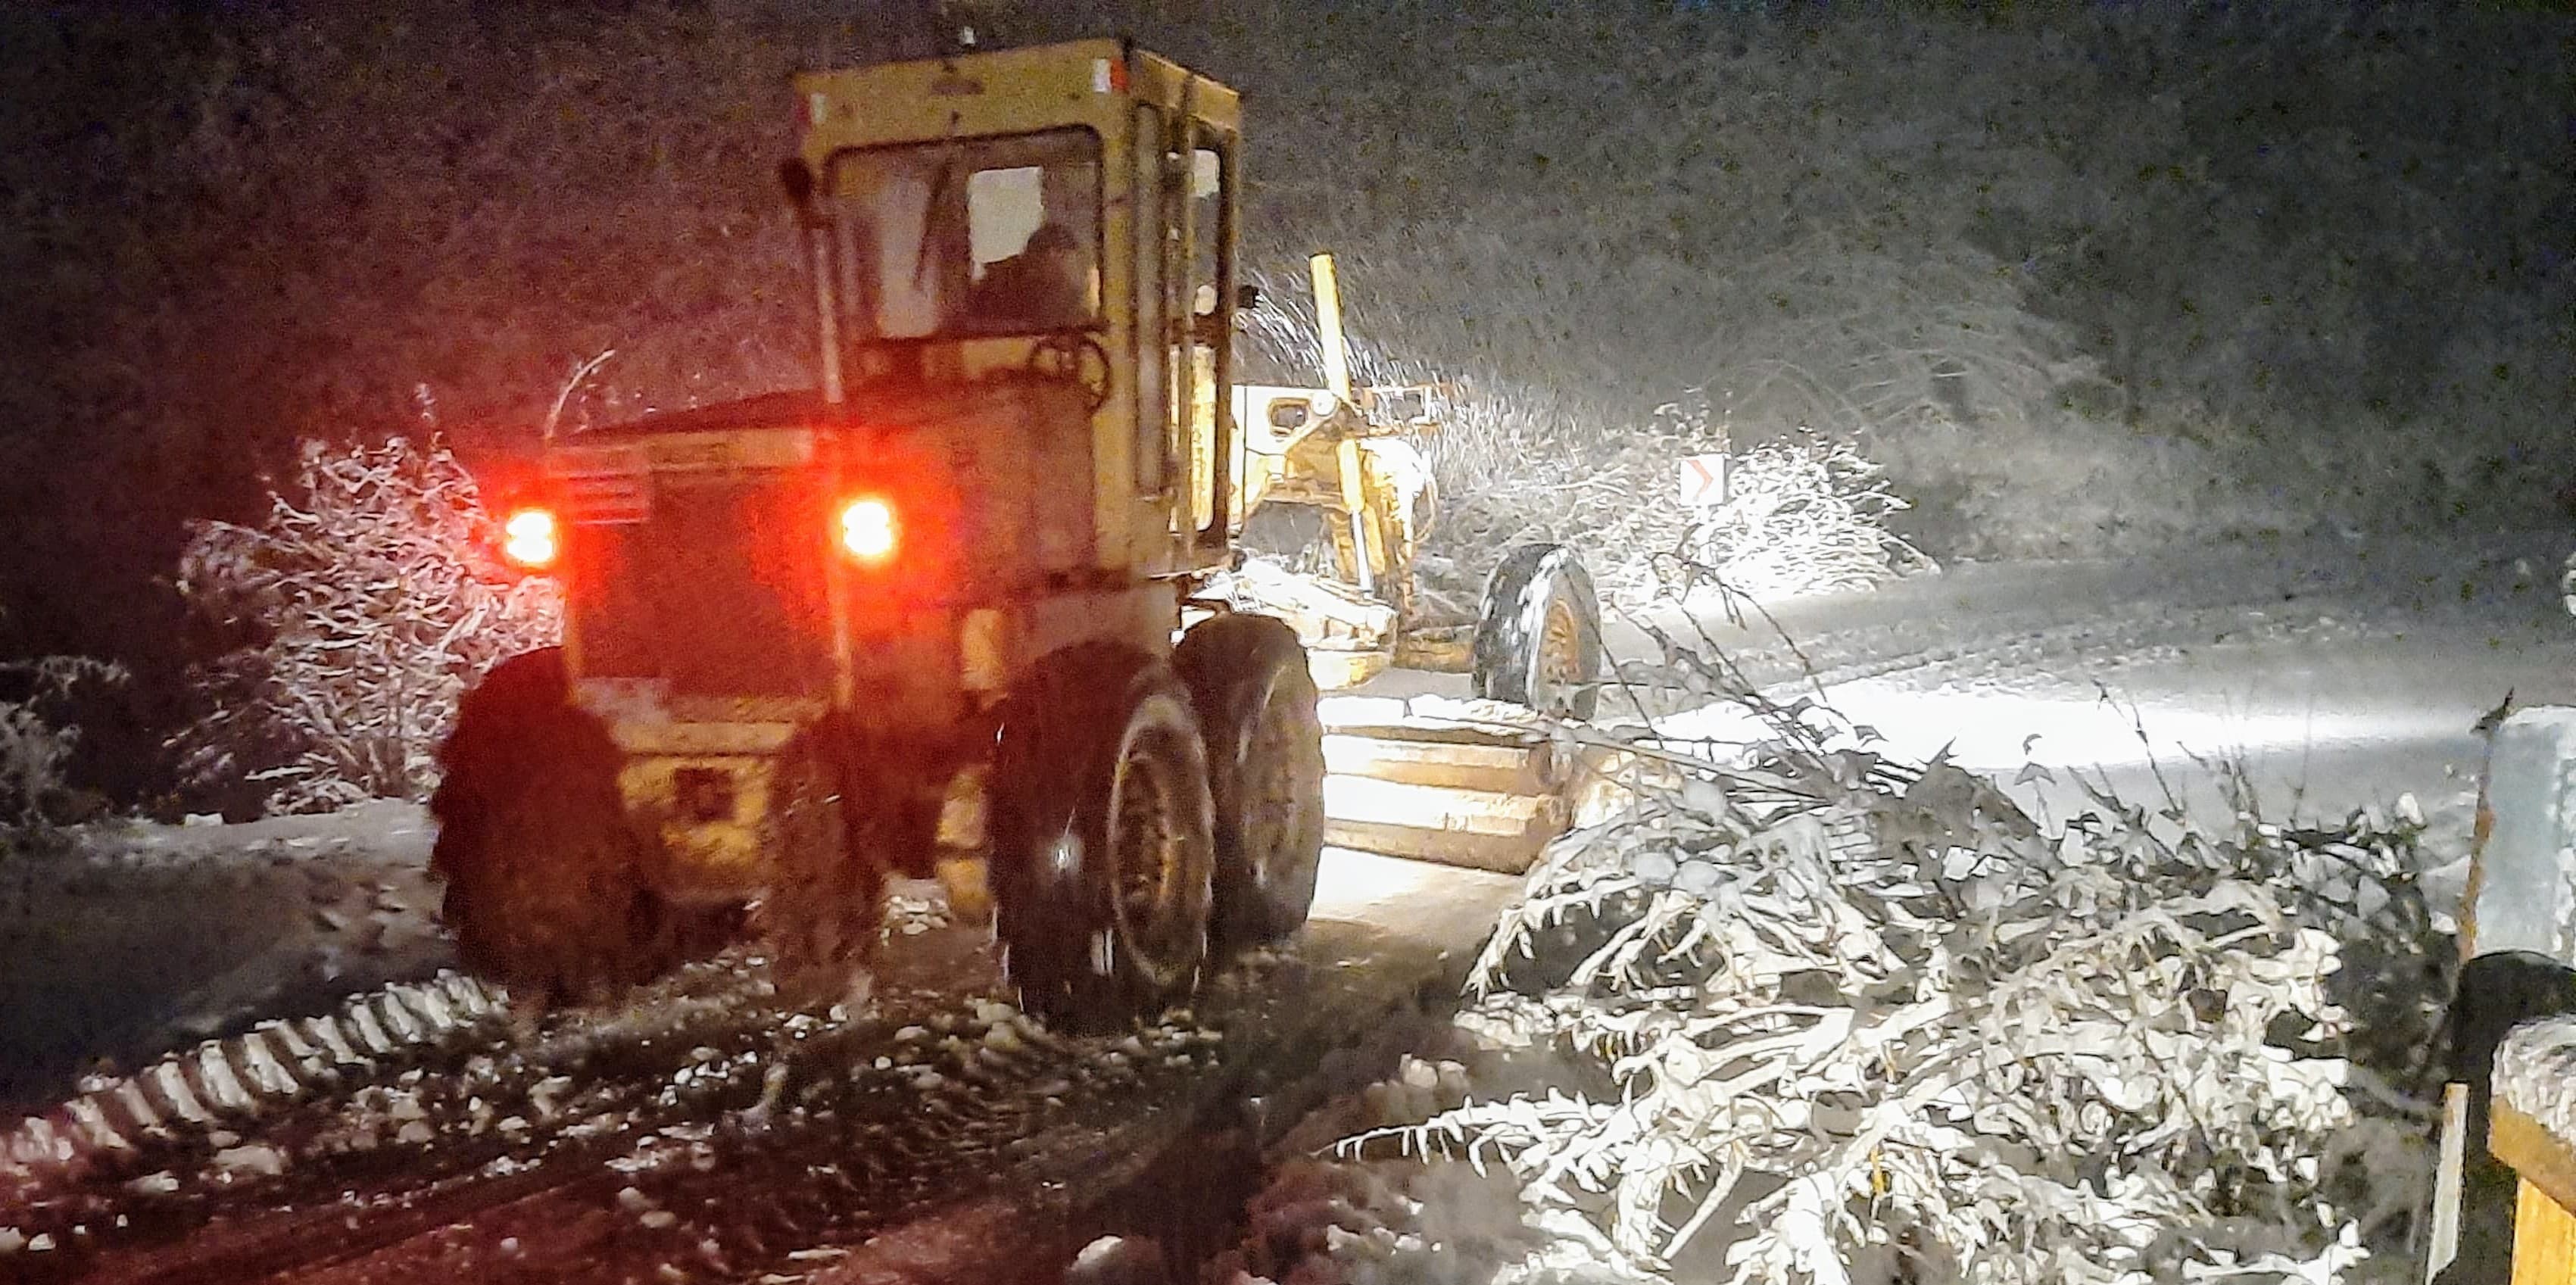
969,223,1087,329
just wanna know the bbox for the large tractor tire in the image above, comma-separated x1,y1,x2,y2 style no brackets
750,743,905,1009
991,646,1216,1034
1174,613,1327,950
1471,543,1605,720
429,649,683,1006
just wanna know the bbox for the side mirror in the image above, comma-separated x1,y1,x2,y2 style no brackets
1236,283,1261,311
778,158,819,224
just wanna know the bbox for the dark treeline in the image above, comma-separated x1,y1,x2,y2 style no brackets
2,0,2567,800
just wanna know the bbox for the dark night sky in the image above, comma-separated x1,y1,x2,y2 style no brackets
0,0,2568,802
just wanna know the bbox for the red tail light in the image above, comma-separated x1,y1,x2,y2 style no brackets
501,507,560,570
837,496,897,563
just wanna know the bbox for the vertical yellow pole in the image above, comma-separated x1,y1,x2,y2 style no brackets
1310,252,1352,404
1310,253,1374,593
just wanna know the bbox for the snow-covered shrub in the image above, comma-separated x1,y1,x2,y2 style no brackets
1243,260,1931,606
1431,393,1926,607
1665,433,1923,602
1349,641,2442,1283
1213,1045,1658,1285
169,437,560,814
0,653,123,828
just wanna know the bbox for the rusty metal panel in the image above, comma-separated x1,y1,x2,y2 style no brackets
2468,708,2576,962
566,470,834,698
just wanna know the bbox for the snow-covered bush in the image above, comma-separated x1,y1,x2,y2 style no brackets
0,653,122,828
169,437,560,814
1430,393,1926,607
1243,261,1928,604
1348,642,2442,1283
1663,428,1923,602
1865,407,2310,560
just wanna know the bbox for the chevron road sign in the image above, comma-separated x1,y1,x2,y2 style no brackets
1678,453,1729,507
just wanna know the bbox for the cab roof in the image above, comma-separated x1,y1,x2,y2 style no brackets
794,38,1240,163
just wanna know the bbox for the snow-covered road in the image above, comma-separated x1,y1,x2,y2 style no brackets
1709,535,2571,829
4,531,2564,1280
1389,531,2571,830
15,532,2546,1120
0,853,1519,1284
1820,635,2518,826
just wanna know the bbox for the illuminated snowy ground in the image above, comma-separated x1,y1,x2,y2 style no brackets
4,533,2566,1230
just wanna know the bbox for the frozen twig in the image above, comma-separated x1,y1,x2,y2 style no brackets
1386,635,2443,1282
167,436,562,812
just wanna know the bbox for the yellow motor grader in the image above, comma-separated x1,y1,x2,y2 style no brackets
436,38,1604,1028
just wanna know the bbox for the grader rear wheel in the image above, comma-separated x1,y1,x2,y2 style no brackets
1174,613,1326,950
429,649,685,1006
991,646,1215,1034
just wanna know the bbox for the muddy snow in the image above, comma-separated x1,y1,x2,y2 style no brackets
0,800,447,1113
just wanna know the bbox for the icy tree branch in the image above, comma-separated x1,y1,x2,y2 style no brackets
168,436,561,814
1358,643,2443,1283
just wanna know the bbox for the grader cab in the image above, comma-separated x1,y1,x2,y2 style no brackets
433,39,1603,1029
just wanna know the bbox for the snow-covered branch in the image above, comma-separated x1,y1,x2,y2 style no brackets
1349,642,2443,1283
0,653,123,829
1432,397,1929,609
168,437,561,814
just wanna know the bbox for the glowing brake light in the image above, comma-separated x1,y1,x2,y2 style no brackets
501,507,560,570
838,496,898,563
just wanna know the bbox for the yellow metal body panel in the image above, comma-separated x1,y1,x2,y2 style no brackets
619,753,780,903
794,41,1243,583
2516,1178,2576,1284
794,41,1238,154
1219,255,1440,651
1306,647,1392,691
2490,1101,2576,1281
603,719,800,758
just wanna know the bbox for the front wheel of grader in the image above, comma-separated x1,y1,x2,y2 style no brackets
429,648,691,1007
990,646,1218,1034
1471,542,1605,720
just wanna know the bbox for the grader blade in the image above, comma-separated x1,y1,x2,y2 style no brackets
1315,696,1577,875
